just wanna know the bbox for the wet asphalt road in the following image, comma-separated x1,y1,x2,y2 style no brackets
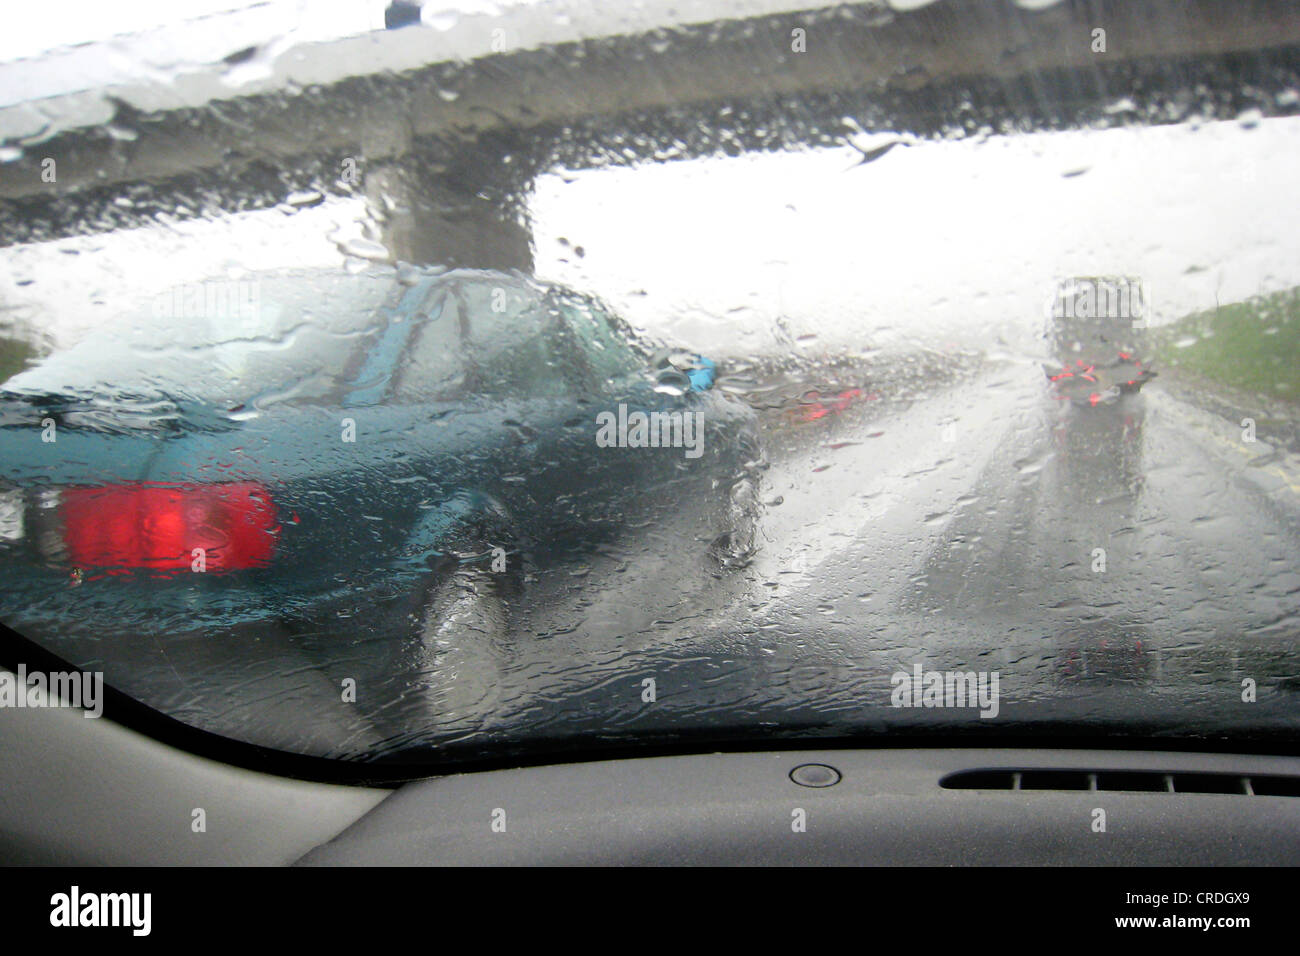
426,360,1300,759
516,361,1300,653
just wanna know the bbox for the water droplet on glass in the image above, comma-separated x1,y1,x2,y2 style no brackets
1237,107,1263,129
654,369,690,396
285,190,324,207
426,12,459,31
336,237,390,261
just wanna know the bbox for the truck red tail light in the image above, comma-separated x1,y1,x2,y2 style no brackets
60,481,279,574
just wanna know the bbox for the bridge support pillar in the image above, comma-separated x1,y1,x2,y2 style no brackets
365,142,534,273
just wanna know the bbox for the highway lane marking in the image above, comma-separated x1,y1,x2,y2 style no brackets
1147,390,1300,499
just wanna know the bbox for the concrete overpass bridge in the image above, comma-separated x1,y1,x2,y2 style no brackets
2,0,1299,270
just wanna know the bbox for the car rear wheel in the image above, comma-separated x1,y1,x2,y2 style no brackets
411,561,514,725
709,474,761,568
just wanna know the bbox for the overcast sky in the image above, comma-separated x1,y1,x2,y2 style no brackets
0,0,982,64
532,112,1300,356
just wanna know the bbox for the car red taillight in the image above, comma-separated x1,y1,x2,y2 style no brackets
60,481,279,574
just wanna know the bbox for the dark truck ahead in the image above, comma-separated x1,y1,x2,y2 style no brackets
1045,275,1157,407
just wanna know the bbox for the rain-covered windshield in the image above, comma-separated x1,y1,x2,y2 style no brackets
2,0,1299,770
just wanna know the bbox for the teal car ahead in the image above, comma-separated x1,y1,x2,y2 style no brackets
0,266,763,737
